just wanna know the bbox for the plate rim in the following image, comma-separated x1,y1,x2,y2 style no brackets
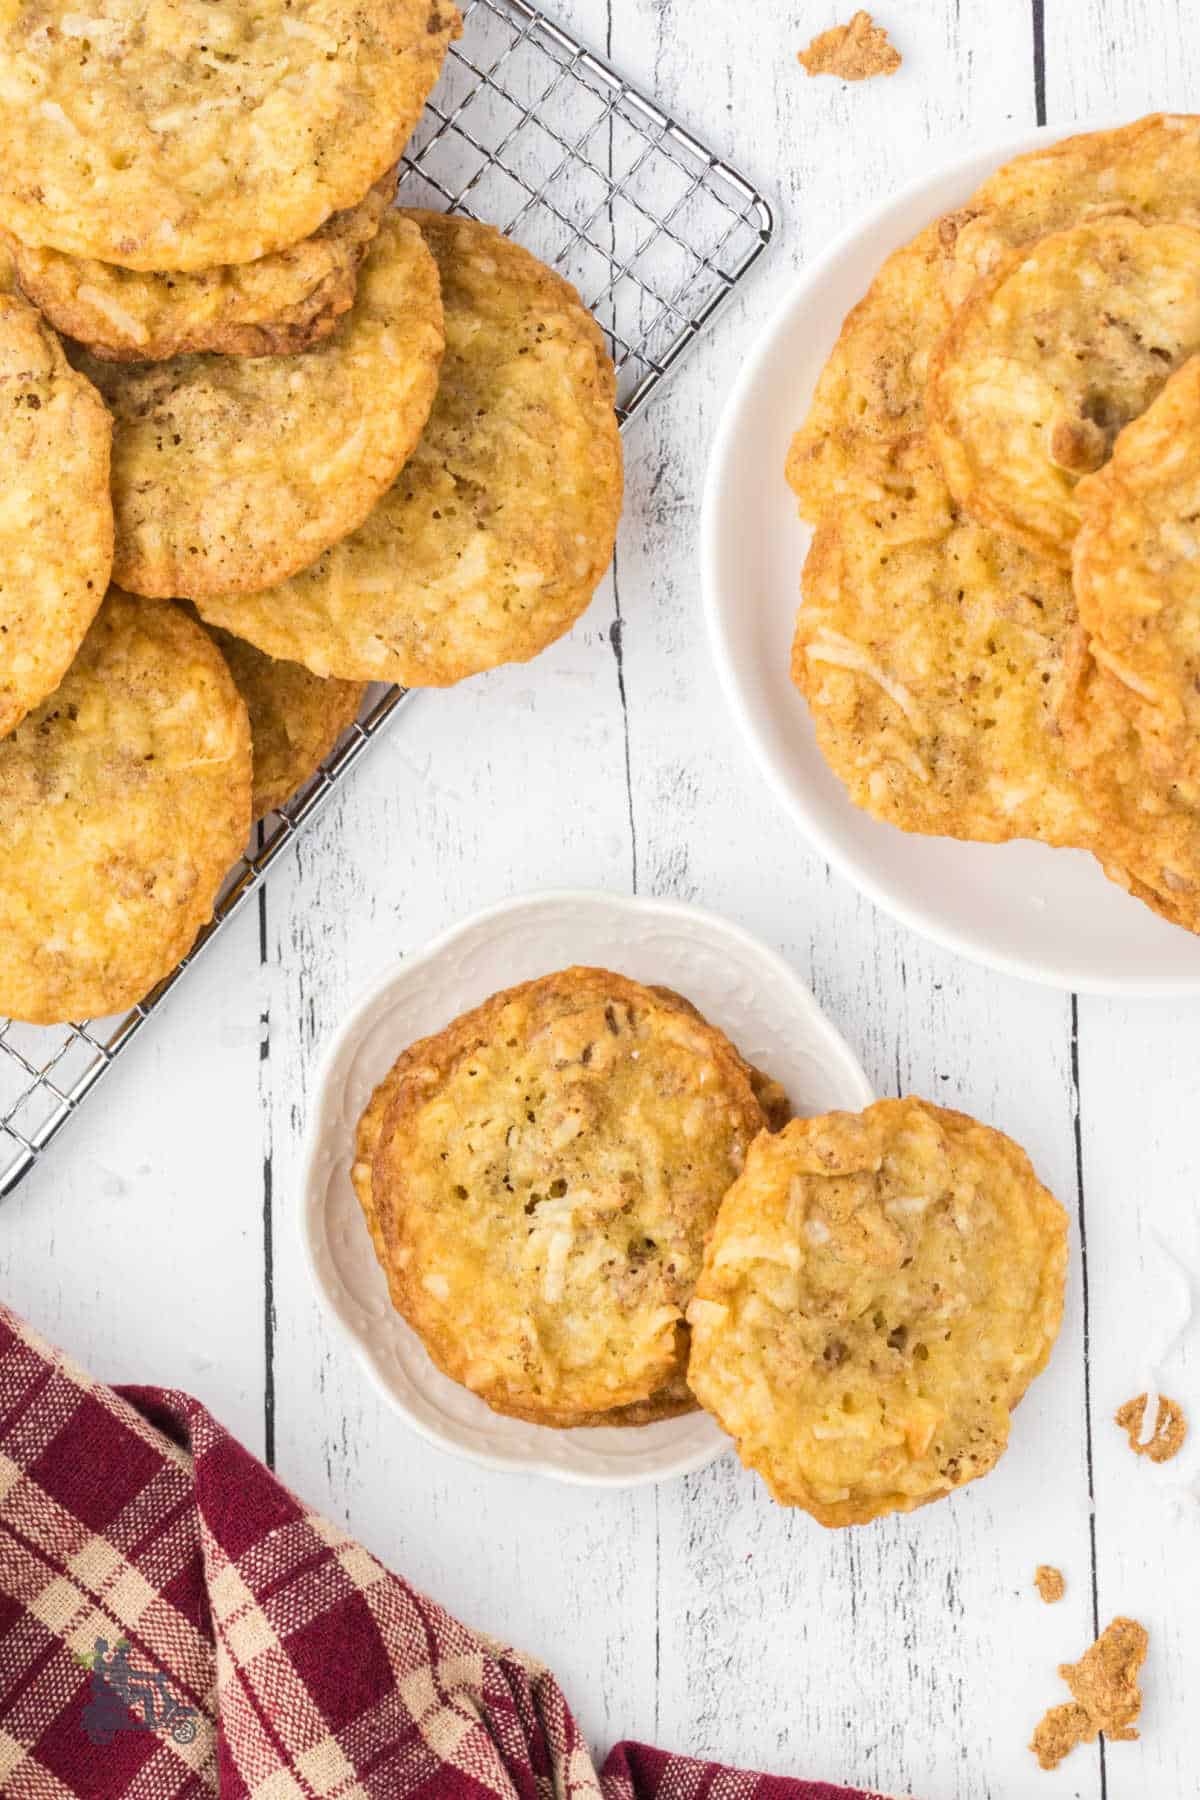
701,113,1200,998
297,886,875,1486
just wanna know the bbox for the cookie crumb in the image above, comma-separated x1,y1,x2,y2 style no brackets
798,11,901,81
1116,1392,1187,1464
1035,1564,1065,1604
1030,1617,1148,1770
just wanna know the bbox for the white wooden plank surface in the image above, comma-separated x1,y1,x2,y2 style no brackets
2,4,1198,1797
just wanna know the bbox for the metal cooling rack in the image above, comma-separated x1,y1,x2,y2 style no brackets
0,0,773,1200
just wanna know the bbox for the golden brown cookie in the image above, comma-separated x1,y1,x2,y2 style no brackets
685,1098,1068,1525
6,174,397,363
0,1,460,271
205,625,365,818
1072,356,1200,787
792,444,1097,847
353,968,766,1425
196,212,622,685
0,290,113,740
929,217,1200,566
0,590,251,1024
786,224,952,522
1058,628,1200,933
72,213,444,602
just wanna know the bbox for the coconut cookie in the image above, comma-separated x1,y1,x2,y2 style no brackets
205,625,365,819
686,1098,1068,1525
5,174,397,363
792,444,1097,847
929,217,1200,566
0,292,112,739
196,213,622,686
0,1,460,271
1072,356,1200,787
73,213,444,602
354,968,767,1425
0,590,251,1024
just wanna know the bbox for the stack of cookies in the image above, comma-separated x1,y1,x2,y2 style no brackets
354,967,1068,1525
0,1,623,1027
787,113,1200,936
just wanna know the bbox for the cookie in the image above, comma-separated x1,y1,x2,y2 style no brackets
205,624,365,818
686,1098,1069,1524
0,590,251,1024
792,443,1097,846
0,1,460,271
1072,355,1200,787
929,217,1200,565
5,174,397,363
73,213,444,602
195,212,622,685
1058,628,1200,933
0,290,112,739
354,968,766,1424
786,223,952,522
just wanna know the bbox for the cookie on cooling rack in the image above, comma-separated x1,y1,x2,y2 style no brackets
0,590,251,1025
0,290,112,740
929,217,1200,565
1071,355,1200,790
5,174,397,363
686,1097,1068,1525
196,212,622,687
0,0,459,271
204,624,365,820
351,968,770,1426
791,441,1097,847
71,213,444,603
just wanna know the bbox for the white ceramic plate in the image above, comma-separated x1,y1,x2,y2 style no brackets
702,120,1200,996
301,889,873,1486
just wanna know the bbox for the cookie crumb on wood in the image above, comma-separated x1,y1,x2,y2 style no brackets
799,12,901,81
1116,1392,1187,1463
1035,1565,1065,1604
1030,1617,1149,1770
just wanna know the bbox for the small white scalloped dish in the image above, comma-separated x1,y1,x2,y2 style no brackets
301,889,874,1486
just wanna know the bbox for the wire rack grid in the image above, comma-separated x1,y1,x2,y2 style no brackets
0,0,773,1200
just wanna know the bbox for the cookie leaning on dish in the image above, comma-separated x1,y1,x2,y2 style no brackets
686,1098,1068,1525
4,174,398,363
352,969,768,1425
0,590,252,1025
0,288,112,739
0,0,461,271
195,212,622,687
929,217,1200,566
70,212,445,602
792,443,1097,847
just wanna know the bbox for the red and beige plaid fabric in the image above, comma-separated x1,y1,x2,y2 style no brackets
0,1302,892,1800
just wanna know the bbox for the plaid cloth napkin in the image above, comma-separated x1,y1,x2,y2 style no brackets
0,1302,892,1800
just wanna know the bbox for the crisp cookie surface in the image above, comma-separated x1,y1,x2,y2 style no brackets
1073,356,1200,786
685,1098,1068,1525
929,217,1200,565
786,223,952,523
0,290,112,739
205,624,364,819
945,113,1200,309
197,212,622,685
1058,627,1200,934
792,444,1097,847
73,213,444,602
6,174,397,363
0,589,251,1024
354,968,766,1424
0,1,460,271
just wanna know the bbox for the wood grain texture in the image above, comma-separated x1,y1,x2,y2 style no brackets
2,4,1197,1797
